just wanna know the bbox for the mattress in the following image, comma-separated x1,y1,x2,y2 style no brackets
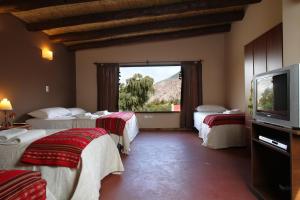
26,116,75,129
201,123,246,149
193,112,218,133
26,113,139,154
0,129,124,200
74,114,139,154
194,112,246,149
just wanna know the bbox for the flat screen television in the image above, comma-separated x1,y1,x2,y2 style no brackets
253,64,300,128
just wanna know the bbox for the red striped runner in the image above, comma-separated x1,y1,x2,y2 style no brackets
96,112,134,136
21,128,107,168
0,170,46,200
203,114,245,128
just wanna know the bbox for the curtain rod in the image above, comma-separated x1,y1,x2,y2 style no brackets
94,60,203,66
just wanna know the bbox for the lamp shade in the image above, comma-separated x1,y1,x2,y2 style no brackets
42,48,53,60
0,98,13,110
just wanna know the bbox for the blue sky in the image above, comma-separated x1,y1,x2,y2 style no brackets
120,66,181,84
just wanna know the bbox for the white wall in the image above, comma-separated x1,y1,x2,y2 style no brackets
282,0,300,66
76,34,226,128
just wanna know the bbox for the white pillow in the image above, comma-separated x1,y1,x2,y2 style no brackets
223,109,241,114
28,107,71,119
68,108,86,116
195,105,226,113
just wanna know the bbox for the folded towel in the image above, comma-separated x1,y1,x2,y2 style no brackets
75,113,99,119
90,114,100,119
74,112,90,118
1,130,46,145
223,109,241,114
0,128,28,142
94,110,110,116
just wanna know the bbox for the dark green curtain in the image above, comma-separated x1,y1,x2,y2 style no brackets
96,63,119,112
180,61,203,129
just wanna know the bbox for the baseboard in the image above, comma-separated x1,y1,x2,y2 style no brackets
139,128,195,132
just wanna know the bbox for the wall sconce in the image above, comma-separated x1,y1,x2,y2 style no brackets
42,48,53,61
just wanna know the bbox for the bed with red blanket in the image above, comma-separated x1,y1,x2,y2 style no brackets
26,111,139,154
0,170,46,200
94,112,138,153
96,112,134,136
0,128,124,200
194,112,246,149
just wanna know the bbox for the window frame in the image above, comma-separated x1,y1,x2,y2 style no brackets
119,64,182,113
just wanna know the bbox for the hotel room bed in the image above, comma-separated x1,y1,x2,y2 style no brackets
0,129,124,200
26,113,139,154
194,111,246,149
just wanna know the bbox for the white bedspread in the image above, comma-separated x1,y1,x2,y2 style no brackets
193,112,218,133
26,116,75,129
0,129,124,200
74,115,139,154
194,112,246,149
26,113,139,154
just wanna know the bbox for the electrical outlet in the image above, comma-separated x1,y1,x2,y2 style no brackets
45,85,50,93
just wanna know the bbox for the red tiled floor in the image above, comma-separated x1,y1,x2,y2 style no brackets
100,131,256,200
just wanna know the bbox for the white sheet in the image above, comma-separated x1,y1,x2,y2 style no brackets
193,112,219,133
0,129,124,200
26,113,139,154
194,112,246,149
26,116,75,129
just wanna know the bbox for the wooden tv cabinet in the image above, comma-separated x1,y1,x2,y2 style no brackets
251,121,300,200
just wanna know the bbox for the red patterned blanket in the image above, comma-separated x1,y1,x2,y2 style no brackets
96,112,134,136
0,170,46,200
21,128,107,168
203,114,245,128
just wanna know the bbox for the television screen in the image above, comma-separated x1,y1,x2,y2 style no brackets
256,73,289,119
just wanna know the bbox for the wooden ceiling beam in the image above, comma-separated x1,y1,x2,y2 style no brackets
26,0,261,31
50,10,244,43
0,0,97,13
68,24,231,51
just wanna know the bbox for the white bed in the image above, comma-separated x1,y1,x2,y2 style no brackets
0,129,124,200
26,116,75,129
26,113,139,154
194,112,246,149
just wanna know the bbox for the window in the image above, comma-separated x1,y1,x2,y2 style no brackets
119,65,181,112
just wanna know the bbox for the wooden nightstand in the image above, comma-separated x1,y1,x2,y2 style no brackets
0,123,31,131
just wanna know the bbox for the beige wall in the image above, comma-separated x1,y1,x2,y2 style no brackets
0,14,75,122
135,113,180,128
282,0,300,66
76,34,226,128
224,0,282,110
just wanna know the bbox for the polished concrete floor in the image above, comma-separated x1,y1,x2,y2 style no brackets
100,131,256,200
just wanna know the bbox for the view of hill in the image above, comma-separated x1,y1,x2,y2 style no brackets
148,72,181,103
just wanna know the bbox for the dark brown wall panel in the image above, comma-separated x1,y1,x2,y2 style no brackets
244,23,282,151
0,14,76,122
253,35,267,75
267,24,283,71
